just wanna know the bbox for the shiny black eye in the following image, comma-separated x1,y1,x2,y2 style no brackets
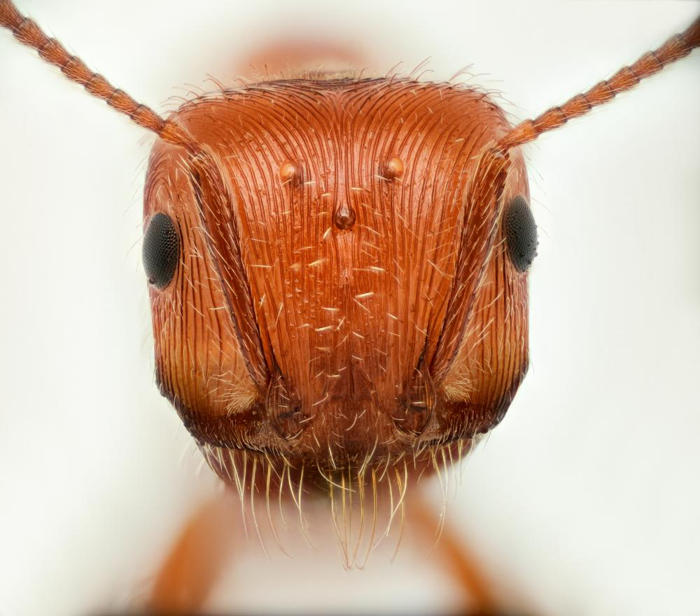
143,213,180,289
504,195,538,272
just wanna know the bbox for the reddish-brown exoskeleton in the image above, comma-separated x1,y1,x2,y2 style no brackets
145,80,530,472
1,1,698,613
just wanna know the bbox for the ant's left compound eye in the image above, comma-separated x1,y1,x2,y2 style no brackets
504,195,538,273
143,212,180,289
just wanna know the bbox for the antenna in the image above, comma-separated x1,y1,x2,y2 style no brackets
497,16,700,152
3,1,697,154
0,0,193,149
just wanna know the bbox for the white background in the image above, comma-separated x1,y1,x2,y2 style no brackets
1,1,699,615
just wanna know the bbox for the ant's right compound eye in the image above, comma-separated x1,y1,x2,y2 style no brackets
142,212,180,289
503,195,538,273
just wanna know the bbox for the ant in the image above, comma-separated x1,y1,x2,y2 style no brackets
1,2,700,612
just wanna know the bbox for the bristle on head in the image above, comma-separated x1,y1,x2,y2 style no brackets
200,440,471,568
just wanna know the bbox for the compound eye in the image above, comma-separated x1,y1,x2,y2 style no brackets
143,212,180,289
504,195,538,273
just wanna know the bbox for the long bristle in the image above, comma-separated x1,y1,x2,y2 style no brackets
201,441,471,568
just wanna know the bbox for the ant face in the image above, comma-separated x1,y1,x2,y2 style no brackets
142,80,532,479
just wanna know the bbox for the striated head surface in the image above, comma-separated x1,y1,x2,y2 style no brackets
142,77,531,482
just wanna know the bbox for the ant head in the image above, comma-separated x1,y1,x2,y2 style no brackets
2,0,697,483
142,78,533,479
